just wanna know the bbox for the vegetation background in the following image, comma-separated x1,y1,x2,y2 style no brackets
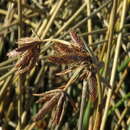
0,0,130,130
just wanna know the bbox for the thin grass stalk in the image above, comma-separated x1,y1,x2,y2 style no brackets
0,76,13,100
32,0,43,9
93,74,102,130
17,76,23,130
86,0,93,45
78,80,87,130
0,20,19,32
17,0,22,129
0,65,13,72
0,57,18,67
0,68,16,82
80,28,107,36
89,40,108,47
97,2,118,128
34,66,45,85
17,0,22,38
88,116,94,130
24,123,36,130
111,99,126,128
96,74,102,105
93,108,101,130
108,93,130,115
100,0,117,61
71,0,112,30
100,1,128,129
0,9,36,28
21,111,27,126
102,0,117,77
9,0,45,14
36,3,57,37
41,0,65,39
3,2,15,31
40,3,110,54
115,69,128,94
8,120,16,128
6,102,14,118
55,2,87,36
114,107,128,130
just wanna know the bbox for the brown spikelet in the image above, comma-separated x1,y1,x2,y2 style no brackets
33,93,60,121
16,50,32,68
88,75,97,102
15,44,35,52
49,56,68,64
53,43,75,54
49,54,92,65
70,30,85,50
49,31,93,66
48,31,101,102
54,92,65,124
36,93,55,104
33,89,76,125
53,42,85,55
7,37,41,74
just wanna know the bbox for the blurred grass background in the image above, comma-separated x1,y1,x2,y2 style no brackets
0,0,130,130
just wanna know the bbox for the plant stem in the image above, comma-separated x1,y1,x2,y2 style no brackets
55,2,86,36
41,0,65,39
0,68,16,82
71,0,112,30
17,0,22,129
78,80,87,130
0,9,36,28
103,0,117,77
86,0,93,45
114,107,128,130
0,57,18,67
100,0,128,129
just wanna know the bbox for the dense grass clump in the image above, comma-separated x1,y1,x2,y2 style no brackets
0,0,130,130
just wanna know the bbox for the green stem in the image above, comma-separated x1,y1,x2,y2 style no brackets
83,99,93,130
108,92,130,115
